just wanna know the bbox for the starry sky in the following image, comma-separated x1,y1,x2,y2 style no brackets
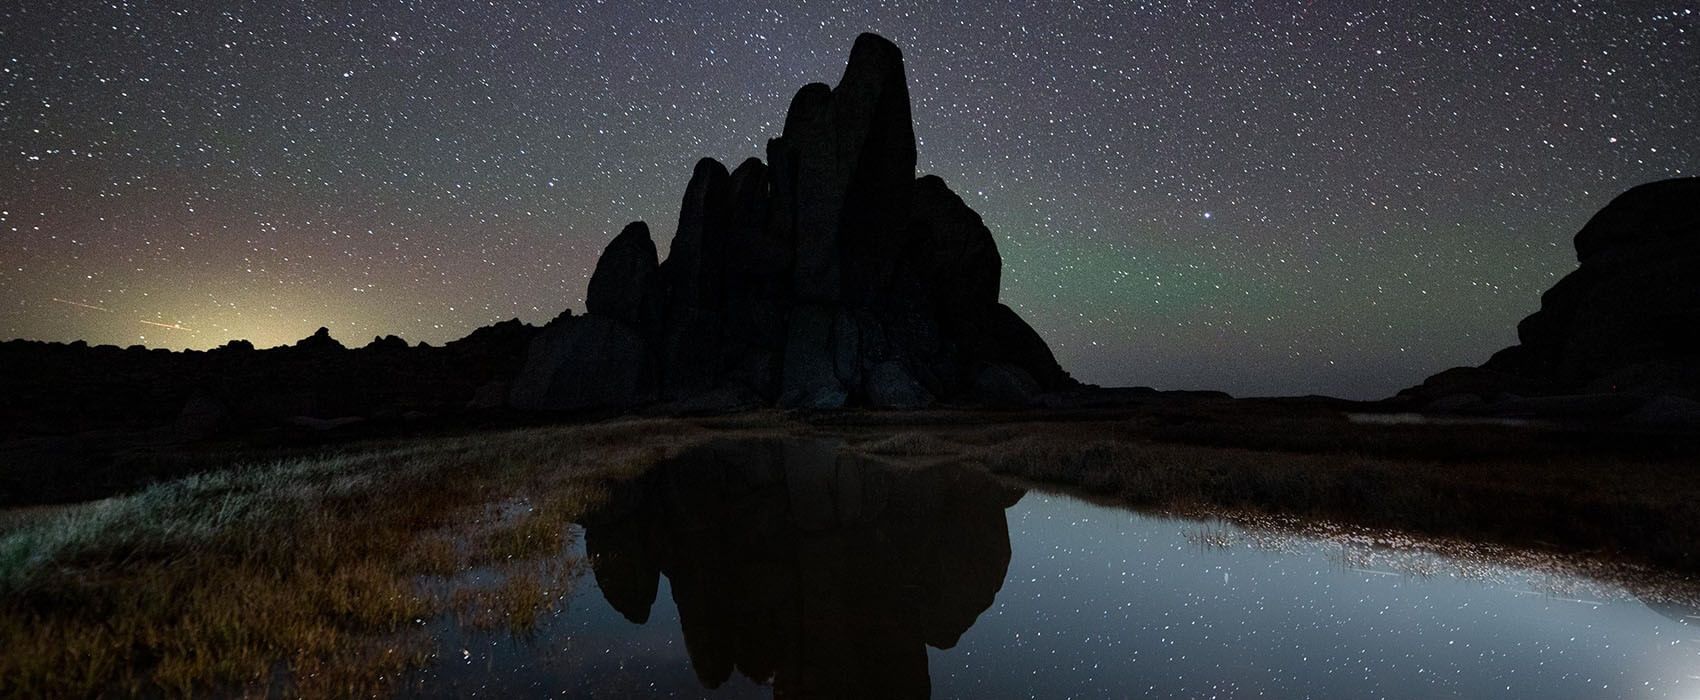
2,1,1694,398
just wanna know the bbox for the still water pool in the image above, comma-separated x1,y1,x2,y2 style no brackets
406,440,1700,698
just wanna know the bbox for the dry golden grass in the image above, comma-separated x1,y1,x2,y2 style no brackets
3,406,1696,697
854,431,966,456
448,561,581,633
886,421,1700,573
814,411,1698,574
0,417,722,698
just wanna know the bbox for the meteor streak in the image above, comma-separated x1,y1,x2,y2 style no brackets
50,298,111,313
139,320,195,332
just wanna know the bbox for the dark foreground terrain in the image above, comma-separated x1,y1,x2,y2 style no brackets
3,401,1698,697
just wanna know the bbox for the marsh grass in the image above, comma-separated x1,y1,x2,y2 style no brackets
948,428,1700,573
4,408,1697,696
0,417,714,698
446,560,581,633
855,431,965,456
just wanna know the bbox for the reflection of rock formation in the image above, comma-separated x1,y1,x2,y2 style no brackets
581,439,1023,698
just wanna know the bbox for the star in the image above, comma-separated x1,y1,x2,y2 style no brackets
0,1,1692,399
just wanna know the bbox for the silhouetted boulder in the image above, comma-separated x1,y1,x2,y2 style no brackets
364,334,409,351
586,222,662,329
1409,177,1700,405
294,327,345,351
1572,178,1700,264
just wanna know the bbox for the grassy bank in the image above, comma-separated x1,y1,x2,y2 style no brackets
3,407,1697,696
841,419,1700,574
0,418,718,697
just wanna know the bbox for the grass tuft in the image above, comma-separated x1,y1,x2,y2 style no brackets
856,431,965,456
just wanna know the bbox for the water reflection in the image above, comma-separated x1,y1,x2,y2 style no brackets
406,441,1700,698
580,439,1023,698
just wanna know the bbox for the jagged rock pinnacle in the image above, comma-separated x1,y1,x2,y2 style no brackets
512,33,1074,411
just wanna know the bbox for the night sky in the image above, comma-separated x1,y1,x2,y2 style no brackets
2,2,1694,398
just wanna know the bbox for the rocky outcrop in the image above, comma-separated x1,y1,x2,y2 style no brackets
512,33,1074,410
294,327,345,352
586,221,663,329
364,334,409,351
1406,177,1700,407
508,316,654,411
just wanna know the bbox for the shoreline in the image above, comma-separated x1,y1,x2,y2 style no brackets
3,408,1698,695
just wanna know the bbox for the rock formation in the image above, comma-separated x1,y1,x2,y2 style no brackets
293,327,346,352
1406,177,1700,405
512,33,1074,410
